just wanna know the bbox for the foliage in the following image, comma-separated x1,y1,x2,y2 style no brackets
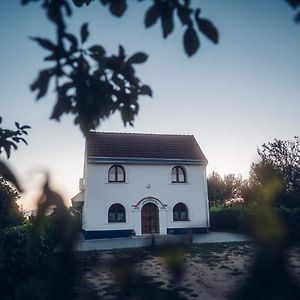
0,216,59,299
207,171,243,203
0,117,30,159
241,137,300,207
210,203,300,241
210,204,250,234
21,0,218,134
258,137,300,206
0,177,24,229
286,0,300,22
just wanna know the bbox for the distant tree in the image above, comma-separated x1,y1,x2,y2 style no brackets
0,177,24,229
207,171,224,203
259,137,300,206
242,137,300,207
207,171,243,204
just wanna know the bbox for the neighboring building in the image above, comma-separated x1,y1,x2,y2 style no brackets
72,132,209,239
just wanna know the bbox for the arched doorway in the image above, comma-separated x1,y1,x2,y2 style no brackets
141,203,159,234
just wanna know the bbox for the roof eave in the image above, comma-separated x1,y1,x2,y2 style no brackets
87,156,208,165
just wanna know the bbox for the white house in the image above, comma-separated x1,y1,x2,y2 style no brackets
72,132,209,239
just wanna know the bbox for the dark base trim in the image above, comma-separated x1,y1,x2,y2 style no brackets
167,227,208,235
82,229,133,240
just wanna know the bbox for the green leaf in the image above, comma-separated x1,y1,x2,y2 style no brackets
145,3,160,28
80,23,89,44
30,37,56,51
183,26,200,57
196,17,219,44
127,52,148,64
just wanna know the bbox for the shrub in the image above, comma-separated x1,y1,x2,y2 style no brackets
210,203,300,241
210,205,250,233
0,216,59,298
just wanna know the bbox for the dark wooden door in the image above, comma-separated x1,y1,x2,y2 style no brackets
141,203,159,234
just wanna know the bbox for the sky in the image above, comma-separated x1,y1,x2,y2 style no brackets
0,0,300,210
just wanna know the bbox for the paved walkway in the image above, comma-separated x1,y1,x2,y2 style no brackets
76,232,251,251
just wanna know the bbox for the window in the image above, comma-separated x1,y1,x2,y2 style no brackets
173,203,189,221
108,165,125,182
108,203,126,223
171,166,186,183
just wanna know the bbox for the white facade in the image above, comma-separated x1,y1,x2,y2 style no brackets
77,161,209,239
72,132,210,239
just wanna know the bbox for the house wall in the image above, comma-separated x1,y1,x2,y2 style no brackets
82,162,209,239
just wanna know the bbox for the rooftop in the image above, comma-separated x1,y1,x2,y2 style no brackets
86,132,207,162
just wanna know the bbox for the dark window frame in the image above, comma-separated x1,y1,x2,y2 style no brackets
173,202,189,221
171,166,187,183
108,203,126,223
108,165,126,183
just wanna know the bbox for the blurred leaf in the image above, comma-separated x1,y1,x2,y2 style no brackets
0,160,23,192
31,69,54,100
140,85,152,97
145,3,160,27
30,37,56,51
80,23,89,44
161,8,174,38
89,45,106,56
286,0,300,9
119,45,125,58
127,52,148,64
295,11,300,22
109,0,127,17
183,26,200,57
72,0,92,7
177,4,192,26
196,15,219,44
64,33,78,52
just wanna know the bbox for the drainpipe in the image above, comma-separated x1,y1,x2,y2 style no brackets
204,168,210,233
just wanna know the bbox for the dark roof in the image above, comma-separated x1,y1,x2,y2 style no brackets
86,132,207,162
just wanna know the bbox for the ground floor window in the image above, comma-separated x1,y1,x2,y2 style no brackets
108,203,126,222
173,202,189,221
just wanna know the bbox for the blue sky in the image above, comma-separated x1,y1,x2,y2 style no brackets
1,1,300,209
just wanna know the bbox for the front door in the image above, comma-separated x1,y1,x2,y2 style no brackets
141,203,159,234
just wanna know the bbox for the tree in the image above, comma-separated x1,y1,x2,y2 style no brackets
207,171,224,203
21,0,219,134
0,177,24,229
259,137,300,206
207,171,243,204
242,137,300,207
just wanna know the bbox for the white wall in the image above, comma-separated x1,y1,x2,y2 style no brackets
82,162,209,234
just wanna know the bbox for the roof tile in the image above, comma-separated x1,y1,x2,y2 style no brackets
86,132,207,161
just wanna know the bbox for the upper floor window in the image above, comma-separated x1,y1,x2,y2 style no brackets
173,202,189,221
108,203,126,223
171,166,186,183
108,165,125,182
